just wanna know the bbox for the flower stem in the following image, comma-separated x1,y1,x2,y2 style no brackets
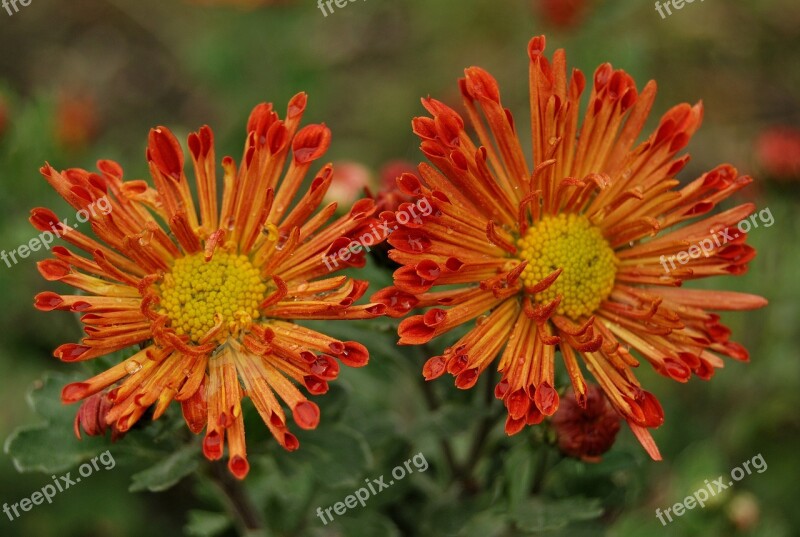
208,461,265,536
460,370,498,495
419,374,461,477
531,447,550,495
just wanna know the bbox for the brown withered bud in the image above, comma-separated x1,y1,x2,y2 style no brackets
551,384,621,462
73,390,124,442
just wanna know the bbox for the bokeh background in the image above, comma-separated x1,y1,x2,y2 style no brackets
0,0,798,536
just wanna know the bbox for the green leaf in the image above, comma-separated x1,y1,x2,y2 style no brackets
504,441,536,511
411,403,484,438
424,495,492,536
293,424,372,488
317,383,350,423
512,497,604,532
334,511,402,537
185,510,232,537
4,423,109,474
459,508,509,537
255,458,317,532
4,372,109,473
129,442,201,492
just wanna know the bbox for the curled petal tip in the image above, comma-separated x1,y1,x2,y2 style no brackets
228,456,250,479
293,124,331,164
293,401,320,430
61,382,91,404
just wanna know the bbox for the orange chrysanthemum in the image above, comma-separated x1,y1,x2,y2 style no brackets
34,94,386,478
372,36,767,459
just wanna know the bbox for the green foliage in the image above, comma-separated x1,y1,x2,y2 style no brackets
185,510,232,537
511,497,604,533
4,372,110,473
129,443,201,493
0,0,797,536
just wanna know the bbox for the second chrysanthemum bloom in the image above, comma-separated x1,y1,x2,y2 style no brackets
34,94,386,478
373,36,767,459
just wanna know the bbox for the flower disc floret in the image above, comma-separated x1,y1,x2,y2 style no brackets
518,214,617,319
157,252,266,343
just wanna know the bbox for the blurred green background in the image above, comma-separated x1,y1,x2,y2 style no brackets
0,0,798,536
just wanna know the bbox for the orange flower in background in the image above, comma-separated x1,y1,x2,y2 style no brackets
756,126,800,180
536,0,590,29
325,160,374,208
373,36,767,460
33,94,386,478
55,93,99,151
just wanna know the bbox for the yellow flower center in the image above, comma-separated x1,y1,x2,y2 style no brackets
157,252,267,343
517,214,617,320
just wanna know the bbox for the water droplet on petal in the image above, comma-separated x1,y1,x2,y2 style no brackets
264,223,279,241
125,360,142,374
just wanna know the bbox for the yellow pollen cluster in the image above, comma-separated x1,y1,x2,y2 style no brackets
517,213,617,320
157,252,267,343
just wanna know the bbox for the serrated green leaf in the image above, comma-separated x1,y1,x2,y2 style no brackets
4,372,109,473
293,425,372,488
27,371,81,421
129,442,200,492
254,458,317,532
4,422,109,473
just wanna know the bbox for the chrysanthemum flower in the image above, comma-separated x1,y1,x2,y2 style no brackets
33,94,386,478
372,36,767,459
